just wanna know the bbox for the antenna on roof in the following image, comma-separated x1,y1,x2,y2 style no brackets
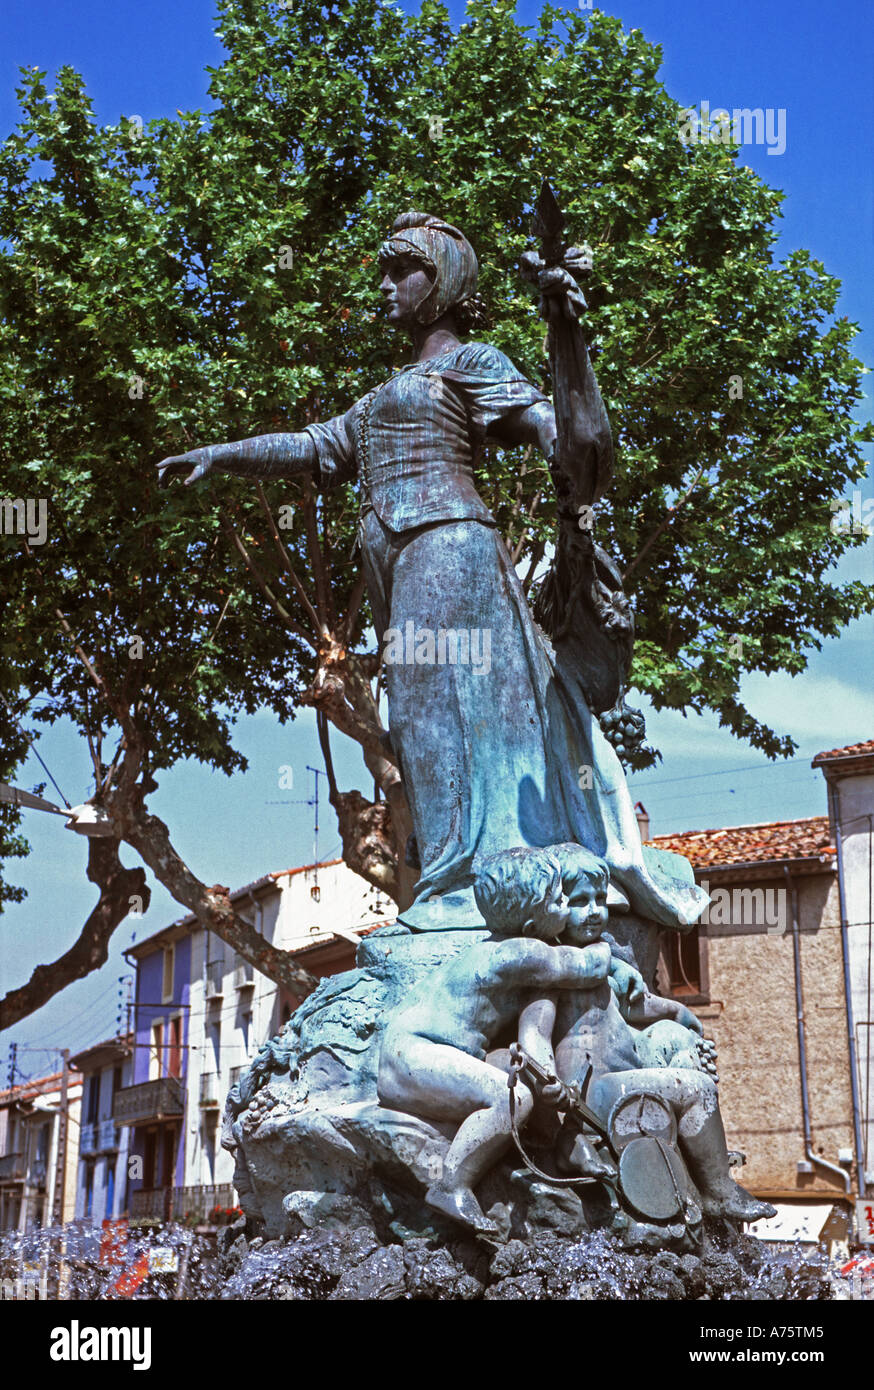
268,765,327,900
305,766,326,900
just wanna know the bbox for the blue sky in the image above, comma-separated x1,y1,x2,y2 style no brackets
1,0,871,1075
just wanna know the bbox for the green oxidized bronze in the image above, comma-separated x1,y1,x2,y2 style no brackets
160,190,773,1247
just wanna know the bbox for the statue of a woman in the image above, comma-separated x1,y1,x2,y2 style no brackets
158,212,707,934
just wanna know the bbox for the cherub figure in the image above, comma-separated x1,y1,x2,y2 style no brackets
519,844,775,1224
377,845,615,1237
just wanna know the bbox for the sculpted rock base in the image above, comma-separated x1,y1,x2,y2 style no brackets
219,1222,831,1302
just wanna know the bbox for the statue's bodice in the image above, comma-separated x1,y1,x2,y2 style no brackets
303,341,547,532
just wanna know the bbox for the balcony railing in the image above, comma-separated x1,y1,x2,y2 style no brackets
129,1186,173,1221
205,960,224,997
113,1077,184,1126
81,1118,120,1154
199,1073,220,1108
130,1183,236,1223
0,1152,25,1181
172,1183,235,1221
98,1119,120,1150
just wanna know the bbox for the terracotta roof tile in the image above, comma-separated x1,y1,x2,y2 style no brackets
648,815,835,869
812,739,874,764
0,1072,83,1106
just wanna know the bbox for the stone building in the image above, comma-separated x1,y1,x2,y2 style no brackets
649,737,873,1247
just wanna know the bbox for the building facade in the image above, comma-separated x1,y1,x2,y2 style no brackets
649,737,873,1248
69,1036,133,1229
0,1070,82,1236
113,927,190,1222
119,857,391,1215
813,740,874,1201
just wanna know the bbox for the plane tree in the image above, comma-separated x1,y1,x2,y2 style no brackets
1,1,870,1027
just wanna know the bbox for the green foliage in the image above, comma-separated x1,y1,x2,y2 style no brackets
0,1,871,905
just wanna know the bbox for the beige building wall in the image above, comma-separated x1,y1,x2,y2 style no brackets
695,870,854,1198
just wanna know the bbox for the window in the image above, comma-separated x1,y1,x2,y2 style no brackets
86,1074,101,1125
111,1065,122,1103
202,1121,217,1184
662,925,709,1004
161,945,175,1004
148,1022,164,1081
35,1122,49,1163
209,1019,221,1073
105,1160,115,1217
167,1016,182,1079
84,1161,95,1218
241,1010,252,1050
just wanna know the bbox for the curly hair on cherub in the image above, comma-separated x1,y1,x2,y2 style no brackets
473,846,564,937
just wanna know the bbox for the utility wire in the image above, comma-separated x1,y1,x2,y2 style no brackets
0,690,71,809
628,753,811,790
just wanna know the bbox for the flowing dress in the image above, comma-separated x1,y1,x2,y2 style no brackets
304,341,707,931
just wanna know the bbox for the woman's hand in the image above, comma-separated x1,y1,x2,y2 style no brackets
519,246,590,322
156,452,212,489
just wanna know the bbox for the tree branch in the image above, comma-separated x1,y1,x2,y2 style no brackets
300,482,331,633
622,461,708,583
218,510,316,648
253,482,323,637
342,569,368,647
0,838,149,1032
119,798,318,996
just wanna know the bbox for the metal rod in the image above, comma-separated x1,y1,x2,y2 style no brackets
830,785,868,1198
784,865,849,1193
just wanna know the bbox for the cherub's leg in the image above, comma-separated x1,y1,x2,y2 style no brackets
428,1059,535,1235
378,1033,533,1235
590,1068,776,1224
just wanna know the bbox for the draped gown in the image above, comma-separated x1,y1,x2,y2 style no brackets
304,341,708,932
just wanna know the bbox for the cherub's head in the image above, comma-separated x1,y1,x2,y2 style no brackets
547,843,610,945
474,847,569,940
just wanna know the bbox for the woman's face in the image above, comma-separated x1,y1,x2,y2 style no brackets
380,253,434,327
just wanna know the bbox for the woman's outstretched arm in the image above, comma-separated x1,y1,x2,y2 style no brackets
157,432,318,489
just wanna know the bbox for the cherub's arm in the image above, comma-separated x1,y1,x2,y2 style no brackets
517,997,558,1074
623,990,703,1037
517,996,568,1108
492,938,610,991
606,955,646,1016
546,940,612,989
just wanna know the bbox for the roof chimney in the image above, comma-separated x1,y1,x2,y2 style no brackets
635,801,650,841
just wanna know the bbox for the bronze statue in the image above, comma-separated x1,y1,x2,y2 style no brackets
162,197,776,1246
157,200,708,937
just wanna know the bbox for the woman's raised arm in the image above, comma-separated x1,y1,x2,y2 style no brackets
157,431,318,489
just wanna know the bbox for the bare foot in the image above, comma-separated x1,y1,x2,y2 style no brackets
425,1182,499,1237
558,1129,615,1181
702,1183,776,1224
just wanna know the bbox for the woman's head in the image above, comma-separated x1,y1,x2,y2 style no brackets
378,211,483,330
